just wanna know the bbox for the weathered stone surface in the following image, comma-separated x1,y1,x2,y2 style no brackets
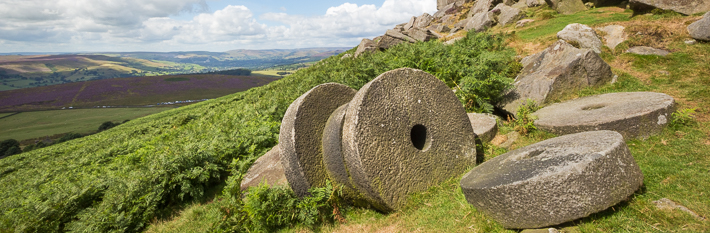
630,0,710,15
341,54,352,60
280,83,357,197
513,0,530,9
435,2,457,18
500,40,613,115
415,13,435,28
405,27,435,41
355,38,378,58
494,3,526,27
342,68,477,212
688,11,710,41
404,16,416,31
557,23,603,54
465,11,498,32
470,0,498,18
533,92,675,140
241,145,288,191
546,0,588,14
441,15,456,25
385,29,417,43
438,0,459,10
430,24,452,33
468,113,498,143
627,46,670,56
322,104,355,190
599,25,627,51
516,19,535,28
461,130,644,229
528,0,545,7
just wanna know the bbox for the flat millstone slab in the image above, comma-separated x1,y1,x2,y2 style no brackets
342,68,477,212
322,103,355,190
460,130,644,229
280,83,357,197
468,113,498,143
533,92,675,139
240,145,288,191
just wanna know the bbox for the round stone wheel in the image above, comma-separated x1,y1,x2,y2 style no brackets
533,92,675,139
322,103,355,190
467,113,498,143
460,130,644,229
342,68,477,211
280,83,357,197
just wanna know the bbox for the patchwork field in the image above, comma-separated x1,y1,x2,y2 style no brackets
0,108,172,142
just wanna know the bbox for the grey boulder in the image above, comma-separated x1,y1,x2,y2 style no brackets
241,145,289,191
415,13,435,28
354,38,378,58
688,12,710,41
468,113,498,142
469,0,498,18
546,0,588,14
533,92,675,140
627,46,670,56
460,130,644,229
630,0,710,15
465,11,498,32
599,25,627,51
500,40,613,115
528,0,544,7
494,3,526,27
404,27,436,42
557,23,603,54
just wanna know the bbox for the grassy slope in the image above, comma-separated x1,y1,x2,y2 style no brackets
149,6,710,233
0,108,173,142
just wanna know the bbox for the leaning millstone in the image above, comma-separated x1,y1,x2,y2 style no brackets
465,11,497,32
599,25,626,51
354,38,378,58
533,92,675,140
500,40,613,115
630,0,710,15
557,23,603,54
241,145,289,191
688,12,710,41
494,3,526,27
627,46,670,56
460,130,644,229
468,113,498,143
342,68,477,212
280,83,357,197
322,104,355,190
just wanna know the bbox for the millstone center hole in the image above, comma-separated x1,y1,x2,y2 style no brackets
582,104,606,111
410,124,429,151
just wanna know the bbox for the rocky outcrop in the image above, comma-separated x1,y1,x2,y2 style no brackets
494,3,526,26
465,11,498,32
688,11,710,41
415,13,435,28
355,38,378,58
546,0,588,14
599,25,627,51
460,130,644,229
557,23,603,54
630,0,710,15
533,92,675,140
627,46,670,56
500,40,613,114
469,0,500,18
437,0,460,10
528,0,545,7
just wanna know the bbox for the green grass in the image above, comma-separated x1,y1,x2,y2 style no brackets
0,108,172,141
252,70,288,77
0,112,14,118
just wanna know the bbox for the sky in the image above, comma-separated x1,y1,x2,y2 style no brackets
0,0,437,53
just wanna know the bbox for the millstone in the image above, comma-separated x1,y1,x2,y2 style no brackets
280,83,357,197
322,103,355,190
342,68,477,211
533,92,675,139
467,113,498,143
460,130,644,229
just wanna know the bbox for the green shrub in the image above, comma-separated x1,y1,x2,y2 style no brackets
512,99,540,136
670,108,696,127
0,139,19,155
3,146,21,157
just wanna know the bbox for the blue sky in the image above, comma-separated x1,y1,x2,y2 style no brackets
0,0,436,53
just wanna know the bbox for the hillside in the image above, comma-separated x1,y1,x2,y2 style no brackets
2,3,710,233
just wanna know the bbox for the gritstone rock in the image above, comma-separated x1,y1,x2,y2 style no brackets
469,0,499,18
280,83,357,197
460,130,644,229
437,0,459,10
599,25,627,51
342,68,477,212
688,12,710,41
241,145,289,191
404,27,436,41
404,16,416,31
355,38,378,58
533,92,675,140
341,54,352,60
322,104,355,190
513,0,529,9
546,0,588,14
465,11,498,32
415,13,435,28
430,24,452,33
557,23,604,54
468,113,498,143
378,30,416,50
494,3,526,27
630,0,710,15
435,2,458,18
627,46,670,56
500,40,613,115
528,0,545,7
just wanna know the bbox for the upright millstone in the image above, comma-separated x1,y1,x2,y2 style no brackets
280,83,357,197
322,104,355,190
460,130,644,229
342,68,477,212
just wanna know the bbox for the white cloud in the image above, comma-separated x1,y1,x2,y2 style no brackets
0,0,437,52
